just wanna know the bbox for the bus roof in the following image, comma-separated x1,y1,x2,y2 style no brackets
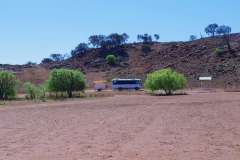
112,78,142,81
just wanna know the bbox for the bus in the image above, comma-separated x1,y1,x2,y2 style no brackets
112,79,142,90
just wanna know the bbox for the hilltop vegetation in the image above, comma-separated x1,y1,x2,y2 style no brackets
1,24,240,88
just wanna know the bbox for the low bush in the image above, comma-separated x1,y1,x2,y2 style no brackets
0,71,18,100
141,45,152,55
24,82,46,100
144,68,187,95
214,48,225,57
106,54,117,65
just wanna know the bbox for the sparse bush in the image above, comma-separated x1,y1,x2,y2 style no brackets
79,92,86,98
41,58,54,64
24,82,38,100
38,85,46,100
71,43,89,57
216,25,233,54
24,82,46,100
144,68,187,95
50,53,65,62
154,34,160,41
137,34,152,43
214,48,225,57
0,71,18,100
47,69,86,98
141,45,152,55
26,61,37,66
189,35,197,41
106,54,117,65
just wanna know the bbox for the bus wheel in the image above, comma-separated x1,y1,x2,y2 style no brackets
118,88,123,91
135,87,140,91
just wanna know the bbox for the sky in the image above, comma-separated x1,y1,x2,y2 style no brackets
0,0,239,64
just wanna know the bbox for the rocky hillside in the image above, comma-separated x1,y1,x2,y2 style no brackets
1,33,240,89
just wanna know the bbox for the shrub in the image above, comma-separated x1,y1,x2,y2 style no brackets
24,82,38,100
141,45,152,55
106,54,117,65
47,69,86,98
144,68,187,95
189,35,197,41
24,82,46,100
41,58,54,64
214,48,225,57
216,25,233,54
0,71,18,100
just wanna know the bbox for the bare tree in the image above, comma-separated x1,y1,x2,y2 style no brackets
216,25,233,54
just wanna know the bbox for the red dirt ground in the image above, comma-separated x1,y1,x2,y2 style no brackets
1,91,240,160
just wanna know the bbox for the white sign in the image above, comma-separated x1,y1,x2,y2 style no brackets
199,77,212,81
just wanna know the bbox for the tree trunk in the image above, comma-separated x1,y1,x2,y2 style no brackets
165,90,173,95
68,91,73,98
223,35,236,56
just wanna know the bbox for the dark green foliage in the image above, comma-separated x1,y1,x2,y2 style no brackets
189,35,197,41
106,55,117,65
26,61,37,66
50,54,65,62
144,68,187,95
154,34,160,41
88,33,129,49
216,25,231,35
137,34,152,43
205,23,219,37
71,43,89,57
0,71,18,100
88,35,106,48
41,58,54,64
47,69,86,98
108,33,129,47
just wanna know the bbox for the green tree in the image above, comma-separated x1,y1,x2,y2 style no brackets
154,34,160,41
205,23,219,37
71,43,89,57
137,34,152,43
106,54,117,65
144,68,187,95
0,71,18,100
50,53,65,62
47,69,86,98
189,35,197,41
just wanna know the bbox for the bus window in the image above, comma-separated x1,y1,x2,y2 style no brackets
112,79,142,90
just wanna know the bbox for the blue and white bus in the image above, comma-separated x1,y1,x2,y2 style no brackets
112,79,142,90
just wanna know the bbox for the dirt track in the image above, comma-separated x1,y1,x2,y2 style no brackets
1,91,240,160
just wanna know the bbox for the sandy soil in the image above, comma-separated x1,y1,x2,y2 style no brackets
1,91,240,160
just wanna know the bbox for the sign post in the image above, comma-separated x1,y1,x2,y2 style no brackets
199,77,212,89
